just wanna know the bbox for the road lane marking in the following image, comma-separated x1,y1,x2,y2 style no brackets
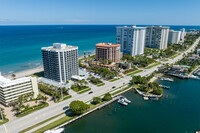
3,124,8,132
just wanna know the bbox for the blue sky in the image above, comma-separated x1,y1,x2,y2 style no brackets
0,0,199,25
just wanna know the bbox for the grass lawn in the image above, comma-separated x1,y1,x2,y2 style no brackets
109,78,120,82
170,54,180,59
16,103,49,117
55,95,72,103
19,113,64,133
71,86,88,92
97,83,105,87
126,70,143,76
145,62,161,69
77,88,91,94
162,59,169,62
29,71,44,78
32,115,76,133
111,85,132,95
0,119,9,125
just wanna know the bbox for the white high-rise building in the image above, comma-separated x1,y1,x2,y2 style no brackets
168,30,181,44
0,73,39,105
116,26,146,56
145,26,169,49
180,28,185,42
42,43,79,83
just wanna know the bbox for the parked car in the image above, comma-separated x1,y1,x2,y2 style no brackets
112,86,116,89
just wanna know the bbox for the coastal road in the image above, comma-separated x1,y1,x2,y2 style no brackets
0,76,131,133
0,37,199,133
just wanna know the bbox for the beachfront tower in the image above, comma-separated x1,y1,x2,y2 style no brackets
116,26,146,56
168,30,181,44
145,26,169,49
41,43,79,83
180,28,186,42
95,43,122,62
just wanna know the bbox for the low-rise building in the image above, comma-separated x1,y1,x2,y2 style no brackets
187,29,199,35
95,43,122,62
0,73,39,105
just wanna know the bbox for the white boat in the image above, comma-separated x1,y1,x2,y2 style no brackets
119,96,131,103
160,77,174,82
143,97,149,100
44,128,64,133
118,99,128,106
123,97,131,103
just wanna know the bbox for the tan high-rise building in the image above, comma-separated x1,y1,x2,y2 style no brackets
95,43,122,62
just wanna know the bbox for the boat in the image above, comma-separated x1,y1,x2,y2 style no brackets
150,97,159,100
159,85,170,89
44,128,64,133
143,97,149,100
118,99,128,106
123,97,131,103
160,77,174,82
119,96,131,103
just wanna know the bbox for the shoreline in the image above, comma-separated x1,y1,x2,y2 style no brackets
4,54,94,79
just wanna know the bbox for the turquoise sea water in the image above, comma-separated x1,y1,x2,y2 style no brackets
64,78,200,133
0,25,200,74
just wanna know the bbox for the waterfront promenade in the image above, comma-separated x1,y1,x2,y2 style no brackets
0,37,199,133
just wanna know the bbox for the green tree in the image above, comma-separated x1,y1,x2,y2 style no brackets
93,97,101,104
69,100,89,115
102,93,112,101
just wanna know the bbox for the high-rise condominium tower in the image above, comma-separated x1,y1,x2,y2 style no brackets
116,26,146,56
168,30,181,44
145,26,169,49
42,43,79,83
95,43,122,62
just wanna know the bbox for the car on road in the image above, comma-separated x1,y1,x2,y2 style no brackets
112,86,116,89
88,91,93,94
63,106,69,110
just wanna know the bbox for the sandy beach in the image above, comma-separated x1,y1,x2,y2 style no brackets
5,66,44,79
4,54,94,79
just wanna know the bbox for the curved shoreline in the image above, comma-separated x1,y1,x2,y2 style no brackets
134,88,163,98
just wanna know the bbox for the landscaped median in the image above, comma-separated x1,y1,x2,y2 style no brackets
145,62,161,69
109,78,120,82
77,88,91,94
126,70,143,76
97,83,105,87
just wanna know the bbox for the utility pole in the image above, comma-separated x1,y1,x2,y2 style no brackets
0,108,4,121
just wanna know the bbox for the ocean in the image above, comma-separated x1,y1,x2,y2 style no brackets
0,25,200,75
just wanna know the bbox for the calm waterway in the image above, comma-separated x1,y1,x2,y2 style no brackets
64,78,200,133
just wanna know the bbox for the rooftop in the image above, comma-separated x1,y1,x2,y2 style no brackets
96,43,120,47
117,25,146,29
42,43,78,51
0,72,32,87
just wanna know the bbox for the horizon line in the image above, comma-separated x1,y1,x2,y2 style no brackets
0,24,200,26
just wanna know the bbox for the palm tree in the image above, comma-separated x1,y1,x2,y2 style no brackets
11,74,16,79
44,96,48,103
